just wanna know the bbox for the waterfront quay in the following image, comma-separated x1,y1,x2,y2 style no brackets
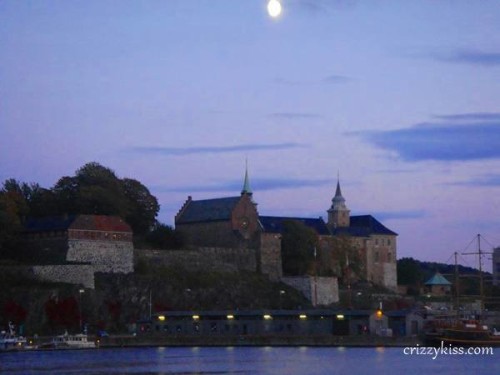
110,309,424,348
96,333,421,348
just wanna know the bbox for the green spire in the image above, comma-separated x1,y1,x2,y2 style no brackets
241,160,252,195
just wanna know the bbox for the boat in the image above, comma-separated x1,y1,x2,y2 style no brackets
424,234,500,347
0,322,28,351
434,321,500,347
44,331,96,349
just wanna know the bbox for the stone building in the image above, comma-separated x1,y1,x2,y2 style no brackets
327,181,398,291
175,169,398,293
20,214,135,287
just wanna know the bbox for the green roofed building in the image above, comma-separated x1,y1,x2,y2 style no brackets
424,272,452,296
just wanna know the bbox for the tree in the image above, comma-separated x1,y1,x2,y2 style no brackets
121,178,159,236
397,257,423,285
323,234,362,283
281,220,319,276
144,222,184,249
51,162,159,234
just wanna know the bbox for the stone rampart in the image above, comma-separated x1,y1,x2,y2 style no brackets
281,276,339,306
0,265,95,289
135,247,257,273
67,240,134,274
32,264,95,288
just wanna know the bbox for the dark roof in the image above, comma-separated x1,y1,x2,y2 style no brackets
23,215,132,233
259,216,331,236
176,196,241,224
71,215,132,232
332,215,397,237
23,215,77,232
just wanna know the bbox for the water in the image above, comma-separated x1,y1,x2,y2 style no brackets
1,346,497,375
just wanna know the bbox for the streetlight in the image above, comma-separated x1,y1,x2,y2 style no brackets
78,289,85,333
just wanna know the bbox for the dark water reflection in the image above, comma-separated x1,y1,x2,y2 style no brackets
1,346,497,374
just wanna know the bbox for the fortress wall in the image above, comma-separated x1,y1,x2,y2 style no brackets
67,240,134,274
135,247,257,273
281,276,339,306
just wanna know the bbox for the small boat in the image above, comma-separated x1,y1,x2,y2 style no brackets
0,323,28,351
425,320,500,347
47,331,96,349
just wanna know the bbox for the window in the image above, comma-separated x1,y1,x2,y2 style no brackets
375,252,379,262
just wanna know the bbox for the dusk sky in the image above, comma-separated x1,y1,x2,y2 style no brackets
2,1,499,271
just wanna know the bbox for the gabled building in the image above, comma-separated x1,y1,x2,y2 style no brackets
174,169,398,292
175,170,260,249
20,215,134,288
327,181,398,291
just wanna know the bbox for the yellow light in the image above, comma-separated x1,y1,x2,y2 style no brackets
158,315,166,321
192,315,200,320
299,314,307,320
376,310,383,319
263,314,272,320
267,0,282,18
227,314,235,320
336,314,345,320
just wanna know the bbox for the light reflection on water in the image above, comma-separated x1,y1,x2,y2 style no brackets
0,346,497,375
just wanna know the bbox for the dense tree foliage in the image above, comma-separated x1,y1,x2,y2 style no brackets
281,220,319,276
144,222,184,250
0,162,174,257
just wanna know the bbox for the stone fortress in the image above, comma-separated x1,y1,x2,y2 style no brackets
174,169,398,303
13,169,398,305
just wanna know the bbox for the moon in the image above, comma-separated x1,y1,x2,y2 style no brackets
267,0,282,18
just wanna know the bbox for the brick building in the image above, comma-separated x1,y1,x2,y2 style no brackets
175,170,398,291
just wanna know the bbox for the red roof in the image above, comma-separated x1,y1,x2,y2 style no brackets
70,215,132,233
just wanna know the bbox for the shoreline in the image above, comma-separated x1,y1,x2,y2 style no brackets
96,334,422,348
8,334,423,352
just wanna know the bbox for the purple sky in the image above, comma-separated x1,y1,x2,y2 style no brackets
1,1,499,271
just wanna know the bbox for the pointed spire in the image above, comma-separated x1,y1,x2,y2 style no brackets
335,180,342,198
241,159,252,195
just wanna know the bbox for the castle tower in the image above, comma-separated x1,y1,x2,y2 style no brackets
327,178,350,228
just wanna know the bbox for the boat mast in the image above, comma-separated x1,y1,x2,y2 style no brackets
462,234,491,319
454,251,460,317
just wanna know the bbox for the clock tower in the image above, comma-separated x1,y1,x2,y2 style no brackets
327,179,350,228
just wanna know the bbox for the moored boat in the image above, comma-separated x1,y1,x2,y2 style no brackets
425,320,500,347
0,323,28,351
45,331,96,349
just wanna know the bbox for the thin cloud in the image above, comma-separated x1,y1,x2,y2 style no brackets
269,112,323,120
354,121,500,162
127,143,306,156
373,210,427,221
322,75,351,84
447,174,500,187
157,177,333,194
274,74,350,86
431,49,500,66
433,113,500,122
